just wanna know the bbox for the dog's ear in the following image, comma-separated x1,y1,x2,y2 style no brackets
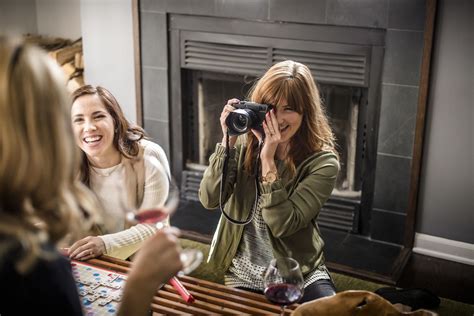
356,297,369,308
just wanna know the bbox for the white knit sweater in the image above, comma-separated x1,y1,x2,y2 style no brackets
90,140,170,259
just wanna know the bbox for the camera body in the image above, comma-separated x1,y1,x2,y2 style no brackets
225,101,272,136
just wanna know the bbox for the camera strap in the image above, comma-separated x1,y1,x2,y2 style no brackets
219,130,262,225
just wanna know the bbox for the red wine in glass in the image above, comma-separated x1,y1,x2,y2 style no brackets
264,283,303,306
127,208,168,225
122,176,203,275
263,257,304,315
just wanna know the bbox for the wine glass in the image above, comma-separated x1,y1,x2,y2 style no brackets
123,176,203,275
263,257,304,315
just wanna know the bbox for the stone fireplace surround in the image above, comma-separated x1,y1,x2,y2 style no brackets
139,0,427,282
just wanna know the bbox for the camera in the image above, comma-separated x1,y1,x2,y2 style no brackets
225,101,272,136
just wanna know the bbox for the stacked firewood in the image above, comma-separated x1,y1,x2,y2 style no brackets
24,35,85,92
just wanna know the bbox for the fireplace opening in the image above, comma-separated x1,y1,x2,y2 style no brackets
181,68,366,232
182,70,365,194
182,70,256,167
321,84,365,198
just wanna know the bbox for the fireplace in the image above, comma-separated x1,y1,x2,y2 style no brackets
167,14,384,235
139,0,429,281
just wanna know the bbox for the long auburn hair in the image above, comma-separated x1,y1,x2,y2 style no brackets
71,85,147,186
0,37,99,273
244,60,337,176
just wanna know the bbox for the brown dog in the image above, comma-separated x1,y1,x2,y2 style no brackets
292,290,437,316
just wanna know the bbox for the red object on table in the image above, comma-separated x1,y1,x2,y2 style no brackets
169,276,195,303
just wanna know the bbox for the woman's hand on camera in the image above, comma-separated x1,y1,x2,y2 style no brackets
253,109,281,161
220,98,239,148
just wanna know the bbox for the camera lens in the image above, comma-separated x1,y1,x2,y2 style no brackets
226,108,258,136
234,114,248,130
230,112,250,133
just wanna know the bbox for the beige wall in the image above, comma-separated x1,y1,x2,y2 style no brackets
80,0,137,123
417,0,473,244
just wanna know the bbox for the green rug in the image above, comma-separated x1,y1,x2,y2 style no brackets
180,238,474,316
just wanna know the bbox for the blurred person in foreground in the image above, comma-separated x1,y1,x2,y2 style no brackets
0,36,182,316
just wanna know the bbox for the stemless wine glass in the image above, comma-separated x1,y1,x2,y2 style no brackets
264,257,304,315
123,176,203,275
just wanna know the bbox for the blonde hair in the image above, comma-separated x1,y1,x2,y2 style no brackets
244,60,337,175
0,37,99,273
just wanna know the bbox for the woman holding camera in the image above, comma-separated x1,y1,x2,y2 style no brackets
199,60,340,302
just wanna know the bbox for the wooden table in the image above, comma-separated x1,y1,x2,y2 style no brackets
88,255,299,315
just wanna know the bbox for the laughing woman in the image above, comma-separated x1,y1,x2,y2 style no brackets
68,85,170,260
199,60,340,303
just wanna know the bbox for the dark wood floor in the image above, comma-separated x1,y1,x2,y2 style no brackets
397,253,474,305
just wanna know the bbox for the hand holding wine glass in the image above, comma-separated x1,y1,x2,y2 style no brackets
125,177,203,275
264,257,304,315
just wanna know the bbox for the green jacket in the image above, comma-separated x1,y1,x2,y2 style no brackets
199,142,339,275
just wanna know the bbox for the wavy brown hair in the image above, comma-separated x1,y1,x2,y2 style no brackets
71,85,148,186
0,37,99,273
244,60,337,175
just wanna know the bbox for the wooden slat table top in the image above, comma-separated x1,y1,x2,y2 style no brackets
87,255,299,315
